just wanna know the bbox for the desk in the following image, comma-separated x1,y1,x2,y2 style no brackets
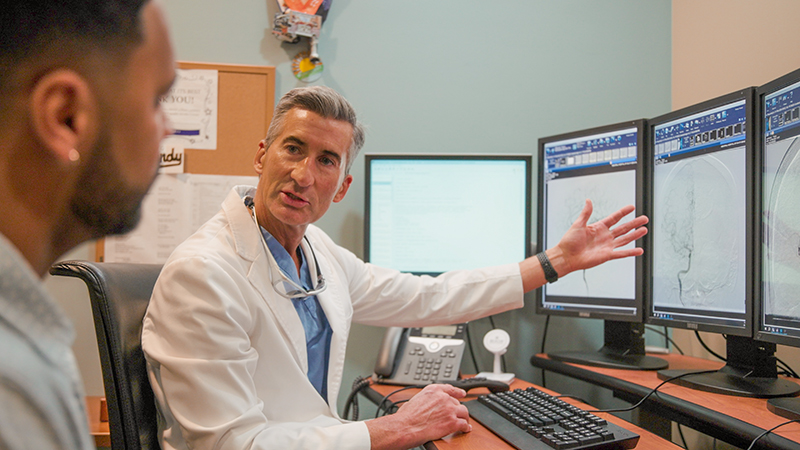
531,353,800,450
363,377,682,449
86,396,110,448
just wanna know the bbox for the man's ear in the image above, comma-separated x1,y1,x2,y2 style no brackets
254,140,267,174
29,69,97,165
333,174,353,203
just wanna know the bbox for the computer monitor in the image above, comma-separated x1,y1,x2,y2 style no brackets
364,154,532,275
648,87,800,398
536,120,667,370
755,67,800,416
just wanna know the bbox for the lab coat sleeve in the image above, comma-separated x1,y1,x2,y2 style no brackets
309,228,526,328
142,255,371,450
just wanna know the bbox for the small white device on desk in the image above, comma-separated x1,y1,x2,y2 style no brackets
476,329,515,383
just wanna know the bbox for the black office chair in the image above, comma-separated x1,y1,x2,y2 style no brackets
50,260,163,450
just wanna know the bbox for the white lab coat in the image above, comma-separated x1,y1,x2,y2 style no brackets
142,186,524,450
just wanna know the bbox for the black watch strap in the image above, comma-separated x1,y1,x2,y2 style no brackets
536,251,559,283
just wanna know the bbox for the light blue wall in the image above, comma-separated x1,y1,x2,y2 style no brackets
161,0,671,412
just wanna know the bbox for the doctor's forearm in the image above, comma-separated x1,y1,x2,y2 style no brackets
519,247,568,293
366,417,418,450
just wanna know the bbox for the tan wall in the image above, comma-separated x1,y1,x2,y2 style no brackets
673,0,800,109
672,1,800,447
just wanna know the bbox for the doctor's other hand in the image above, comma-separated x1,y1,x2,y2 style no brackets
366,383,470,450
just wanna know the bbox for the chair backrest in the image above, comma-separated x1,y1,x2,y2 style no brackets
50,260,163,450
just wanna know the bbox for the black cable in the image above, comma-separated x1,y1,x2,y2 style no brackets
540,315,550,355
342,376,372,421
695,330,726,362
465,322,480,374
777,356,800,379
584,369,719,414
645,325,685,355
379,398,411,416
777,359,795,378
375,385,425,418
540,315,551,387
745,419,800,450
664,326,670,349
676,423,688,449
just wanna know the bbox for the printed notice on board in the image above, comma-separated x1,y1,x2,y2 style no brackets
161,69,218,150
103,173,258,264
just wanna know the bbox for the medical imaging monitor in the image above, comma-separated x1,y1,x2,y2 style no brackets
536,120,666,370
364,154,532,275
648,87,799,398
755,68,800,416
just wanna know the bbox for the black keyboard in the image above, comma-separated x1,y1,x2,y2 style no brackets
466,387,639,450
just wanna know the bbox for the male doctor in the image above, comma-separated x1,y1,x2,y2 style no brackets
142,85,648,450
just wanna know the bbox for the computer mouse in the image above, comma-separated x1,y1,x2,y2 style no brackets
445,377,510,393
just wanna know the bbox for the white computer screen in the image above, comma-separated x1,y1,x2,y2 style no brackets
365,156,531,275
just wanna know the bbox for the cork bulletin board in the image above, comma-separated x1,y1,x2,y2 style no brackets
95,61,276,261
178,61,276,175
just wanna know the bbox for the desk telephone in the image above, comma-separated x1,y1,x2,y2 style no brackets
373,324,467,385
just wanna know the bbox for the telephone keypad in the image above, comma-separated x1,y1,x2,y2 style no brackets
408,352,461,382
379,327,466,385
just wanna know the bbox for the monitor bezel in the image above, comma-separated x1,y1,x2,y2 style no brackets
644,87,756,338
363,153,534,275
535,119,647,323
754,67,800,347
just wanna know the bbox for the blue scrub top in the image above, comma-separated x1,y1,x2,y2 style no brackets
261,228,333,402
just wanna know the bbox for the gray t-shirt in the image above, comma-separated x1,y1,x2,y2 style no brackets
0,234,94,450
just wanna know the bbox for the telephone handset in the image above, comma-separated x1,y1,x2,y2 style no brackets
372,324,467,385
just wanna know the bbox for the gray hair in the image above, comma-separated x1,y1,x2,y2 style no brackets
265,86,365,174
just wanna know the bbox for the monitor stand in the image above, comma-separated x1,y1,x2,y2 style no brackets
548,321,669,370
768,397,800,420
657,335,800,398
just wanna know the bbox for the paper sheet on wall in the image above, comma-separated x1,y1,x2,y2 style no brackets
103,173,258,264
162,69,218,150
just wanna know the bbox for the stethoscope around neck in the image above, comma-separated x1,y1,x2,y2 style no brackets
244,196,327,299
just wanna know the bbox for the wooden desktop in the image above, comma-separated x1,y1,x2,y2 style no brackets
86,396,110,448
89,376,684,449
530,352,800,450
364,377,682,449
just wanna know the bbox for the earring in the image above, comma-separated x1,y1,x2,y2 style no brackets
68,148,80,163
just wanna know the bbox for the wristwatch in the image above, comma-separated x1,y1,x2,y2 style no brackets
536,252,559,283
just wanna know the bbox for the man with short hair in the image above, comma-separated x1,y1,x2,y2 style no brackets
0,1,176,447
143,85,648,450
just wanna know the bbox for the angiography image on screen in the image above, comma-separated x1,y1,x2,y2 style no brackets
651,88,800,398
545,170,636,300
652,151,746,311
763,136,800,321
